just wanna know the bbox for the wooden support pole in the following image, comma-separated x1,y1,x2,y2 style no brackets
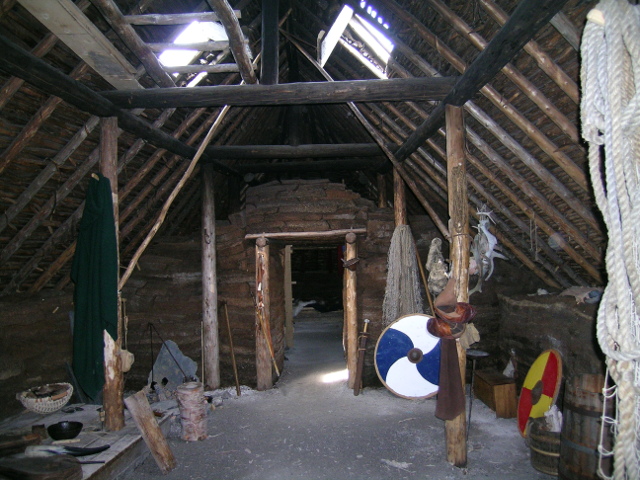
202,163,220,389
255,237,274,390
103,330,124,431
284,245,294,348
344,232,358,389
260,0,279,85
393,168,407,227
444,105,469,467
124,391,177,474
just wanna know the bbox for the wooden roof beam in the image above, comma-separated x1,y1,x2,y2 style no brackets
0,33,238,176
392,0,570,162
203,143,397,159
206,0,257,84
100,77,455,108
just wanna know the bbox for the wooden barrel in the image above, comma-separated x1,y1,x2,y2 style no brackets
529,417,560,476
559,374,613,480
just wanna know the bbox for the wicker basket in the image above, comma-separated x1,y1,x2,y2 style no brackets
16,383,73,414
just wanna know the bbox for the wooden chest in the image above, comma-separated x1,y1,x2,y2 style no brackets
473,369,517,418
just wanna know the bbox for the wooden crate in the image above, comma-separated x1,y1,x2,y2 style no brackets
473,369,517,418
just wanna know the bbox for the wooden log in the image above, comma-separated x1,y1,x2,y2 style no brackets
345,233,358,389
103,330,124,431
444,105,468,467
236,158,382,173
202,163,220,390
245,228,366,240
393,168,407,227
91,0,175,88
124,391,177,474
255,237,273,390
205,143,397,159
124,11,240,25
392,0,570,162
207,0,257,84
101,76,455,108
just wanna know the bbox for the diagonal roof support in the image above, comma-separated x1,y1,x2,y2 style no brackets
392,0,570,161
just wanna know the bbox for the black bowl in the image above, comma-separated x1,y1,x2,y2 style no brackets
47,421,83,440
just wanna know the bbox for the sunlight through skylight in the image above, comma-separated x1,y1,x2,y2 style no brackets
159,21,228,69
350,14,394,65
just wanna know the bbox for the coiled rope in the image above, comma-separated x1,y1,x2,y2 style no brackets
581,1,640,478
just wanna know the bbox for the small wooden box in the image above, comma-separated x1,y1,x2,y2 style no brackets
473,369,517,418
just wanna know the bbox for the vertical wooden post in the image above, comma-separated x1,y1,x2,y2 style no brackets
344,232,358,388
284,245,294,348
445,104,470,467
100,117,123,431
255,237,273,390
202,163,219,389
393,168,407,226
103,330,124,431
377,173,387,208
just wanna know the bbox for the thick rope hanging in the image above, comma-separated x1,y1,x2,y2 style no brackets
581,1,640,478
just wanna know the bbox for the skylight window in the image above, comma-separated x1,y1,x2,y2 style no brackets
319,2,394,74
159,21,228,69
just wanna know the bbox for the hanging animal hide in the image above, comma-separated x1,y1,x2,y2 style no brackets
425,237,449,297
469,206,508,295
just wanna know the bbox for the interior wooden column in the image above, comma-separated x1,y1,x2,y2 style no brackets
344,232,358,388
100,116,123,431
393,168,407,226
445,104,470,467
284,245,294,348
255,237,273,390
202,163,220,389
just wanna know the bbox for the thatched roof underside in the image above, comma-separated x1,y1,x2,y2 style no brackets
0,0,606,296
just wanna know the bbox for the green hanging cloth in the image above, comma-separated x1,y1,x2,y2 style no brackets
71,174,118,402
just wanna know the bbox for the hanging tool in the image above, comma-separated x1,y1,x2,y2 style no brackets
222,301,241,396
250,291,280,377
354,319,370,396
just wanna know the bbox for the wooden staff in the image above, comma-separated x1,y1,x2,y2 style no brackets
222,301,241,396
354,319,370,396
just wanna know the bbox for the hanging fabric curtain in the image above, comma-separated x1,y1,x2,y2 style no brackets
71,174,118,402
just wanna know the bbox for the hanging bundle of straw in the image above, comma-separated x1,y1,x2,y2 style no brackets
382,224,424,326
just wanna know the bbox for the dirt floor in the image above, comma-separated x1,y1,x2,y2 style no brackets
124,310,555,480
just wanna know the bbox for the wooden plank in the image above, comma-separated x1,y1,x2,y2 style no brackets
393,0,570,161
124,11,241,25
444,104,468,467
123,391,176,474
202,163,220,389
16,0,141,90
549,11,581,51
344,233,358,389
319,4,353,67
101,77,455,108
245,228,366,240
207,0,257,84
